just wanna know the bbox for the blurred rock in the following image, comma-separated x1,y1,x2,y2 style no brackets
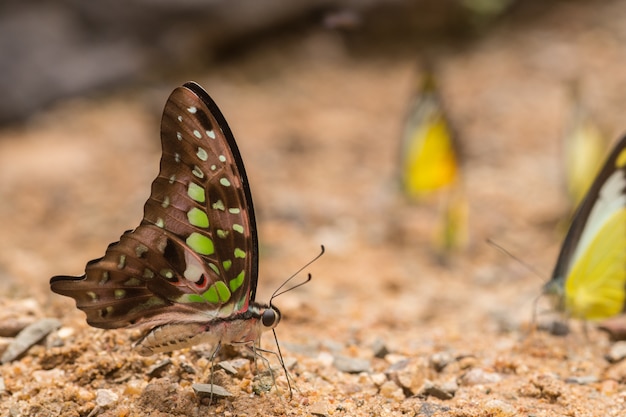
95,389,118,407
333,355,371,373
420,378,458,400
599,315,626,341
459,368,502,386
1,318,61,363
606,341,626,363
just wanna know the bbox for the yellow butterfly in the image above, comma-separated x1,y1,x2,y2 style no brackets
434,184,469,258
563,84,607,206
399,72,459,199
544,135,626,320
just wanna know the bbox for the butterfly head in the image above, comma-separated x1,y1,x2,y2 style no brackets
542,276,566,312
263,305,281,329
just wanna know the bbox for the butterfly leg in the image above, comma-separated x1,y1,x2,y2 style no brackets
207,341,223,404
246,332,295,399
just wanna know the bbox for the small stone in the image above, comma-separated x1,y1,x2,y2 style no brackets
459,368,502,386
0,377,5,394
385,354,408,365
379,380,405,401
252,373,274,394
218,360,238,374
1,318,61,363
537,320,570,336
317,351,334,367
333,355,371,373
417,402,451,417
283,356,298,370
484,399,516,416
371,338,389,359
33,369,65,383
370,372,387,386
0,318,36,337
146,358,172,377
309,401,329,416
96,389,118,407
599,315,626,341
429,351,455,372
420,379,457,400
192,383,232,398
386,357,432,396
565,375,598,385
606,341,626,363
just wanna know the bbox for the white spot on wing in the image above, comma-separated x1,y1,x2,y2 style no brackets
570,170,626,270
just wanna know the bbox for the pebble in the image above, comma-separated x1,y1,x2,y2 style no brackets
420,379,458,400
371,338,389,358
565,375,598,385
386,357,432,395
429,351,455,372
146,358,172,377
379,380,405,401
218,360,238,374
309,401,329,416
459,368,502,386
1,318,61,363
484,399,516,416
370,372,387,386
192,383,233,398
33,369,65,383
96,389,118,407
317,351,334,367
0,318,35,337
333,355,371,373
606,341,626,363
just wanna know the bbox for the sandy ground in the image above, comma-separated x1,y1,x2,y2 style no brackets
3,2,626,416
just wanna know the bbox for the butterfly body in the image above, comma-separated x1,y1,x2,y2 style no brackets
134,303,276,356
400,72,459,199
544,135,626,320
51,82,280,354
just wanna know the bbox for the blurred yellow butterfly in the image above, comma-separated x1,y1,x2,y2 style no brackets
399,72,459,199
562,83,607,206
544,135,626,320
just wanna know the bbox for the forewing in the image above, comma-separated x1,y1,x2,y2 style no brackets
51,83,259,328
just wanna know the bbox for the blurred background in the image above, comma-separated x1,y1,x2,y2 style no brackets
1,0,626,414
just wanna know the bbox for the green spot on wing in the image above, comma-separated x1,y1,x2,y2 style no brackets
234,248,246,259
124,277,141,286
186,232,214,255
212,200,225,211
233,224,244,234
209,262,220,276
230,270,245,292
187,207,209,228
188,183,206,203
222,260,232,271
185,294,206,303
197,147,208,161
203,282,232,303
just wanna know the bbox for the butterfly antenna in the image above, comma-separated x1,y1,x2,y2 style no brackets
270,245,325,302
486,239,546,281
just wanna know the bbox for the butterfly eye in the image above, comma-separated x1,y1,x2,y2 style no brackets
261,309,279,328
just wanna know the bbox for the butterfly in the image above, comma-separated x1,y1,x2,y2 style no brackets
50,82,283,357
399,71,460,200
562,81,607,207
543,134,626,320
